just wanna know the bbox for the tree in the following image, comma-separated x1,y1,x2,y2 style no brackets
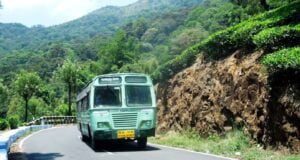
230,0,269,10
98,30,135,73
56,59,79,116
170,27,209,55
0,81,8,118
14,71,41,122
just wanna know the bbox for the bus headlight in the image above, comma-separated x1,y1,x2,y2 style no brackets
140,120,152,129
97,122,110,129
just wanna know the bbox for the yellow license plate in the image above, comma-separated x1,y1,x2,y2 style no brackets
117,130,135,139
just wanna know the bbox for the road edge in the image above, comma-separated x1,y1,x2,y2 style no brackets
0,125,52,160
148,143,237,160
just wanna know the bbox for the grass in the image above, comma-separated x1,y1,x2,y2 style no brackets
149,130,300,160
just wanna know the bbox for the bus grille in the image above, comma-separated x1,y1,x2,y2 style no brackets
112,113,138,128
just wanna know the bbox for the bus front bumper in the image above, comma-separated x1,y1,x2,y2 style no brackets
93,128,155,140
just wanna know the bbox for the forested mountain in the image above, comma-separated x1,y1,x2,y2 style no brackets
0,0,203,53
0,1,298,152
1,0,266,83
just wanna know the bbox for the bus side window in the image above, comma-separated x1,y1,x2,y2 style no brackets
81,99,84,111
87,93,90,110
83,96,87,111
77,101,81,112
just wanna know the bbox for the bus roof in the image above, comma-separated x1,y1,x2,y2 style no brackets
76,73,150,101
96,73,148,77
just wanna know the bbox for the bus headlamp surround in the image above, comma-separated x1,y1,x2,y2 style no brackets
141,109,153,116
97,122,110,129
95,111,109,117
140,120,152,129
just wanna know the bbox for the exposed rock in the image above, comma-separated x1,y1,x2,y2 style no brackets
156,50,300,152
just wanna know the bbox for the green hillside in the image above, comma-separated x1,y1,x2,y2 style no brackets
153,0,300,82
0,0,297,132
0,0,253,82
0,0,204,53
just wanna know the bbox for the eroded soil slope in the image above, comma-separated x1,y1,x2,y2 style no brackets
156,51,300,151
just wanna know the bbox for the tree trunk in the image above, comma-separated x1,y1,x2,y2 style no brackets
25,99,28,122
68,83,72,116
260,0,270,10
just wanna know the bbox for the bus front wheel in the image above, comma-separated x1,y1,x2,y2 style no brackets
90,136,97,150
88,126,97,150
137,137,147,149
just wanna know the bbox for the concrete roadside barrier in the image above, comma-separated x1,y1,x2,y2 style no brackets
0,125,52,160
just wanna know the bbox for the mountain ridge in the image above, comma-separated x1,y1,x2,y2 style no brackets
0,0,203,53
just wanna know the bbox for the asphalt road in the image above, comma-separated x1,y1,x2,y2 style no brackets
15,126,233,160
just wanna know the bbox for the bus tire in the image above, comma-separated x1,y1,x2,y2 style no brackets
80,124,87,142
88,126,97,150
91,136,97,150
81,133,88,142
137,137,147,149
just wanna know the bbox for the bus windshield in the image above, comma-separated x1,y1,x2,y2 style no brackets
126,86,152,106
94,86,121,107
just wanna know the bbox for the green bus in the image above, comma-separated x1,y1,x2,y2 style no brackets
76,73,157,149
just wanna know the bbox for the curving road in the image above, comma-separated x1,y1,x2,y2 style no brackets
11,126,233,160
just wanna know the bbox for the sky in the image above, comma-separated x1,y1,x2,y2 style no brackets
0,0,138,27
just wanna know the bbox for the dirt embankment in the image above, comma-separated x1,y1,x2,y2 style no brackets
156,50,300,152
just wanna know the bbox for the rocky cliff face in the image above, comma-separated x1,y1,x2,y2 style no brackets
156,50,300,152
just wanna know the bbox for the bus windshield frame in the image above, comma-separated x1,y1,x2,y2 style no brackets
94,85,122,107
125,85,152,107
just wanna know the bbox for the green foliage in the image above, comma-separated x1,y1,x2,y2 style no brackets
150,130,300,160
0,0,297,121
98,30,136,73
119,57,159,74
7,115,20,129
28,97,52,119
152,44,202,82
150,130,251,157
14,71,42,122
0,118,9,130
153,1,300,82
0,0,205,53
54,103,72,116
7,96,24,120
186,0,248,33
253,24,300,51
14,71,42,101
170,27,209,55
0,81,8,118
55,59,80,116
262,47,300,70
201,1,300,59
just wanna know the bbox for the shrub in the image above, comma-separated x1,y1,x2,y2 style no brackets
8,116,20,129
262,47,300,70
0,118,9,130
152,43,203,82
201,1,300,59
253,24,300,51
152,1,300,83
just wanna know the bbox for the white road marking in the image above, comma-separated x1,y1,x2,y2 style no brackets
77,135,114,155
148,143,237,160
19,127,58,151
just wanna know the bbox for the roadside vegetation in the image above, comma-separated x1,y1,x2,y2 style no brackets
0,1,298,157
0,116,20,130
1,0,285,124
150,130,300,160
153,0,300,82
